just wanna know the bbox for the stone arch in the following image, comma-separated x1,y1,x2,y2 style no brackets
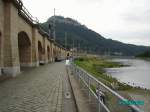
59,49,61,56
0,31,2,75
18,31,31,67
50,43,52,61
47,46,50,61
53,48,57,61
0,31,1,56
38,41,43,63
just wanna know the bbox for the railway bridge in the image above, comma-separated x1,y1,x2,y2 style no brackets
0,0,69,76
0,1,144,112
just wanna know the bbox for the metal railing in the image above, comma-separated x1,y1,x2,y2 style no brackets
15,0,51,39
15,0,39,24
70,63,143,112
21,5,39,24
16,0,23,6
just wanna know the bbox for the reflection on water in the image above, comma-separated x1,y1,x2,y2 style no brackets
105,58,150,89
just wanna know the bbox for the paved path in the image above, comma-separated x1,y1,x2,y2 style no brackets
69,73,98,112
0,62,77,112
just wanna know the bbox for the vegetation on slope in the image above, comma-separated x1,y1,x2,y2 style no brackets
74,57,136,112
40,16,150,56
74,57,132,90
136,51,150,58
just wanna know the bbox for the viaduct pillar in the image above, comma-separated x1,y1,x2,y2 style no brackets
0,0,4,76
32,27,39,67
3,1,20,76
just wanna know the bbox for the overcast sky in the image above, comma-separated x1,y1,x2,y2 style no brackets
23,0,150,46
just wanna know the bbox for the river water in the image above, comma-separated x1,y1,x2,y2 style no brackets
105,58,150,89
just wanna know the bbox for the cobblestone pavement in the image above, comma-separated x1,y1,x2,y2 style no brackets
0,62,76,112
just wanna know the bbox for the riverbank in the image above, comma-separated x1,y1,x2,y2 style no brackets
74,56,150,112
74,57,132,90
136,57,150,61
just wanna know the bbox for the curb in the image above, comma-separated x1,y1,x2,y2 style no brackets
67,72,79,112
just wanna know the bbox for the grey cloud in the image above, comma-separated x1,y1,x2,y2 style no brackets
104,30,150,46
122,9,150,25
74,0,102,3
122,1,150,24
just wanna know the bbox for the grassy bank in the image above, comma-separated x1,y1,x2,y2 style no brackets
74,57,150,112
74,57,132,90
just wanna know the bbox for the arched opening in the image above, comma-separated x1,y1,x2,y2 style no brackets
38,41,43,64
47,46,50,61
59,50,61,57
53,49,57,61
0,31,1,58
0,31,2,75
18,31,31,67
50,44,52,61
0,31,2,59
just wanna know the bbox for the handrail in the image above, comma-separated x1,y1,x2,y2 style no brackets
78,71,111,112
16,0,23,6
21,5,39,24
15,0,39,24
71,62,142,112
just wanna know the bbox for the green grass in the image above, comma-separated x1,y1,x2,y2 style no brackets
74,57,149,112
74,57,133,90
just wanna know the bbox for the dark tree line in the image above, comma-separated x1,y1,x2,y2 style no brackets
40,16,150,56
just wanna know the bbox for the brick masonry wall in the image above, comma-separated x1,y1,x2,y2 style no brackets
0,0,67,76
0,0,4,75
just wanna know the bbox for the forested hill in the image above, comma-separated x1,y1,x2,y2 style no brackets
40,16,150,56
136,51,150,58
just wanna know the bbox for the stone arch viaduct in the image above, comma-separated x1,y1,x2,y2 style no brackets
0,0,70,76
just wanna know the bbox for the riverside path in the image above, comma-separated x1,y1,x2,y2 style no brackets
0,62,77,112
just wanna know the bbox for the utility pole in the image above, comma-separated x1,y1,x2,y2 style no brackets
79,42,80,52
53,8,56,41
72,38,74,56
72,38,74,49
65,32,67,49
84,46,87,54
48,24,51,39
78,41,80,56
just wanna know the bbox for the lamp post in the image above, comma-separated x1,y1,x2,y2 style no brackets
53,8,56,41
48,24,52,39
65,32,67,49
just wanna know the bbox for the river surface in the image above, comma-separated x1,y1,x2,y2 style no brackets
105,58,150,89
